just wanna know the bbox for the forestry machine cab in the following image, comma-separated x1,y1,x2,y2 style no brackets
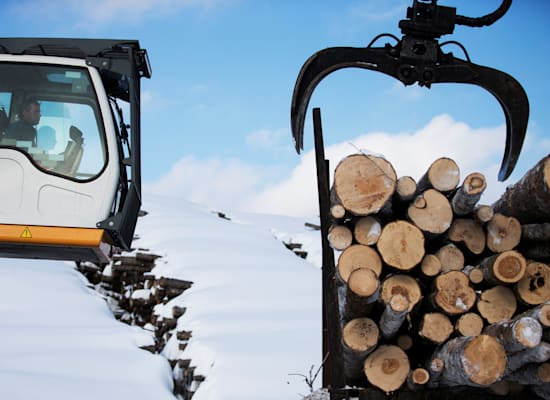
0,38,151,264
291,0,528,182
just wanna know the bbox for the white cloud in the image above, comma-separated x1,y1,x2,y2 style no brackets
147,114,544,218
245,129,290,152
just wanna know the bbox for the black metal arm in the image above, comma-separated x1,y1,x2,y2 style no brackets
290,0,528,181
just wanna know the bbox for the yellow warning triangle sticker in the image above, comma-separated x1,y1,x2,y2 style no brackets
20,226,33,239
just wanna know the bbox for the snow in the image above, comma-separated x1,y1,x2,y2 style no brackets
0,193,324,399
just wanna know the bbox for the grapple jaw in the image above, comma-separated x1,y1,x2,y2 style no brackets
290,0,528,181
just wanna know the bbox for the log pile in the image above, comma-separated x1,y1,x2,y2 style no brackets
328,153,550,397
78,248,202,400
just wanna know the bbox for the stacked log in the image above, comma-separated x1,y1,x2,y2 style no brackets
327,153,550,397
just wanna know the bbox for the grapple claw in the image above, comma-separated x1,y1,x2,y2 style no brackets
290,0,528,181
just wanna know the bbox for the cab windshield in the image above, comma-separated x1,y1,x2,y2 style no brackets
0,62,106,180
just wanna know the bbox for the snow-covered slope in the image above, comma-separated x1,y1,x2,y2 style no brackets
0,194,323,399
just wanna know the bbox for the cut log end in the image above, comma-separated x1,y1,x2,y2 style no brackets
408,189,453,235
486,213,522,253
516,261,550,306
381,274,422,312
462,335,506,386
364,345,410,394
448,219,486,255
421,254,442,277
477,285,517,324
337,244,383,282
342,318,379,353
455,312,484,337
354,216,382,246
419,157,461,192
434,271,476,315
377,221,425,271
419,312,453,344
328,225,353,251
348,268,379,298
334,154,397,216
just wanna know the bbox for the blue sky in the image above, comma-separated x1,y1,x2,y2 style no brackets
2,0,549,216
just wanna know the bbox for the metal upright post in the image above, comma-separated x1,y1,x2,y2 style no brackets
312,108,345,392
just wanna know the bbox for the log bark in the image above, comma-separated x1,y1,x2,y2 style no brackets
477,285,517,323
328,224,353,251
506,362,550,385
380,274,422,312
364,345,410,394
333,154,397,216
448,218,486,255
492,154,550,224
455,312,484,337
376,220,425,271
522,223,550,241
419,312,453,344
344,268,380,321
342,318,379,382
520,240,550,261
353,216,382,246
379,294,409,340
426,357,444,388
337,244,382,282
474,204,494,224
420,254,442,278
417,157,460,193
506,342,550,373
484,316,542,353
433,271,476,315
516,261,550,306
478,250,527,285
436,243,465,273
408,189,453,235
462,265,484,285
430,335,506,387
451,172,487,216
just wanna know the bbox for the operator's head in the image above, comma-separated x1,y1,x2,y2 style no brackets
20,99,41,126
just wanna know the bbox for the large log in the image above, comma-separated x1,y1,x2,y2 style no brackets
430,335,506,387
337,244,383,282
516,261,550,306
417,157,460,193
342,318,379,382
353,216,382,246
493,154,550,224
484,316,542,353
333,154,397,216
486,213,522,253
448,218,486,255
376,220,425,271
478,250,527,285
451,172,487,216
379,294,409,340
477,285,517,323
407,189,453,235
419,312,453,344
433,271,476,315
344,268,380,321
364,345,410,393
